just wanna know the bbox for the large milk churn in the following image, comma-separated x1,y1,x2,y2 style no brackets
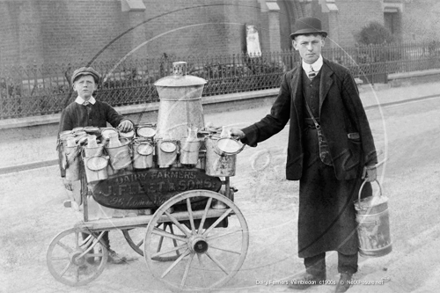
154,61,207,140
354,180,392,257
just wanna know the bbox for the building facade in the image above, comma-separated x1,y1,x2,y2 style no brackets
0,0,438,67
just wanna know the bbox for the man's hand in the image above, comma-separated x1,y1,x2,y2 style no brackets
229,128,245,140
362,165,377,182
118,120,133,133
63,178,73,191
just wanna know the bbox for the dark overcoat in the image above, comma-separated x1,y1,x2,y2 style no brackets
241,58,378,257
242,58,377,180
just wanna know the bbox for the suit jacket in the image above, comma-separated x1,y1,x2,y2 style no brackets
242,58,377,180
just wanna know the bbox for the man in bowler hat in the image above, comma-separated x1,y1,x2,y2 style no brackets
58,66,134,264
231,17,377,292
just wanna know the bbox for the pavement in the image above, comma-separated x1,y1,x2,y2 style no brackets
1,80,440,173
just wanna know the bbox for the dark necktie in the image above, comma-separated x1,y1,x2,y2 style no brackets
83,102,92,116
308,65,317,80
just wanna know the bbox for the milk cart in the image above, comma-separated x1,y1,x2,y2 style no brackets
47,62,249,291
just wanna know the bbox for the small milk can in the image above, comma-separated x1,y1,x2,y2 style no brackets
105,133,132,170
84,135,104,157
84,156,109,182
180,128,202,166
354,179,392,257
156,139,178,168
205,134,244,177
180,138,202,166
133,138,155,169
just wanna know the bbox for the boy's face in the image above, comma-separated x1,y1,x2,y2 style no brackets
73,75,97,100
292,34,325,64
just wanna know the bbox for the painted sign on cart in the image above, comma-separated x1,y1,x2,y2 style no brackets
91,168,222,209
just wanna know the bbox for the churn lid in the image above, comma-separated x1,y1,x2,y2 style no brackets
154,61,207,87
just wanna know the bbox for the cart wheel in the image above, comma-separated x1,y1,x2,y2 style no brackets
46,228,108,286
144,190,249,292
122,223,183,262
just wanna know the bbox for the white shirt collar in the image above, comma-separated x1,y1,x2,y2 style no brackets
75,96,96,105
302,55,323,74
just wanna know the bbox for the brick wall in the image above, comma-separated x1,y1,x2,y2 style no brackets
0,0,268,68
0,0,439,69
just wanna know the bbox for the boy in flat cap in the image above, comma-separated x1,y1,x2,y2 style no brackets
58,66,133,264
59,67,133,133
231,17,377,292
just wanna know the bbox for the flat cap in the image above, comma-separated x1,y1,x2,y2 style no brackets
71,67,101,84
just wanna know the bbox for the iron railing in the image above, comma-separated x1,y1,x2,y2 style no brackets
1,41,440,119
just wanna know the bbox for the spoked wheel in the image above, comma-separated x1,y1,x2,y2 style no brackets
144,190,249,292
46,228,108,286
122,223,183,261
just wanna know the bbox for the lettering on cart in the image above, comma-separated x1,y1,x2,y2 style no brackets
91,168,222,209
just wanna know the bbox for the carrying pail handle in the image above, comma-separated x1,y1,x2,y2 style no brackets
358,179,383,205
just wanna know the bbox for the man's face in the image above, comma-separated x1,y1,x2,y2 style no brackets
292,34,325,64
73,75,97,100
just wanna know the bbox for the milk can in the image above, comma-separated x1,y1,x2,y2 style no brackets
105,132,132,170
154,61,207,140
156,139,178,168
83,135,104,157
179,127,202,166
180,138,202,166
354,180,392,257
84,156,109,182
205,134,244,177
133,138,155,169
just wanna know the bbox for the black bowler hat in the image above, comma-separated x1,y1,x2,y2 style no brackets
290,17,327,39
71,67,101,84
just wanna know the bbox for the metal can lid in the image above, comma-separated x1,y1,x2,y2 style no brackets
137,143,154,155
86,156,108,171
160,141,177,153
217,138,244,155
137,127,156,138
101,128,118,138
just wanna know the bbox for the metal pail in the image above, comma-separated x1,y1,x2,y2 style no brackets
354,179,392,257
64,145,81,181
105,140,132,170
85,156,109,182
205,136,238,177
156,139,177,168
133,139,155,169
179,138,202,166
